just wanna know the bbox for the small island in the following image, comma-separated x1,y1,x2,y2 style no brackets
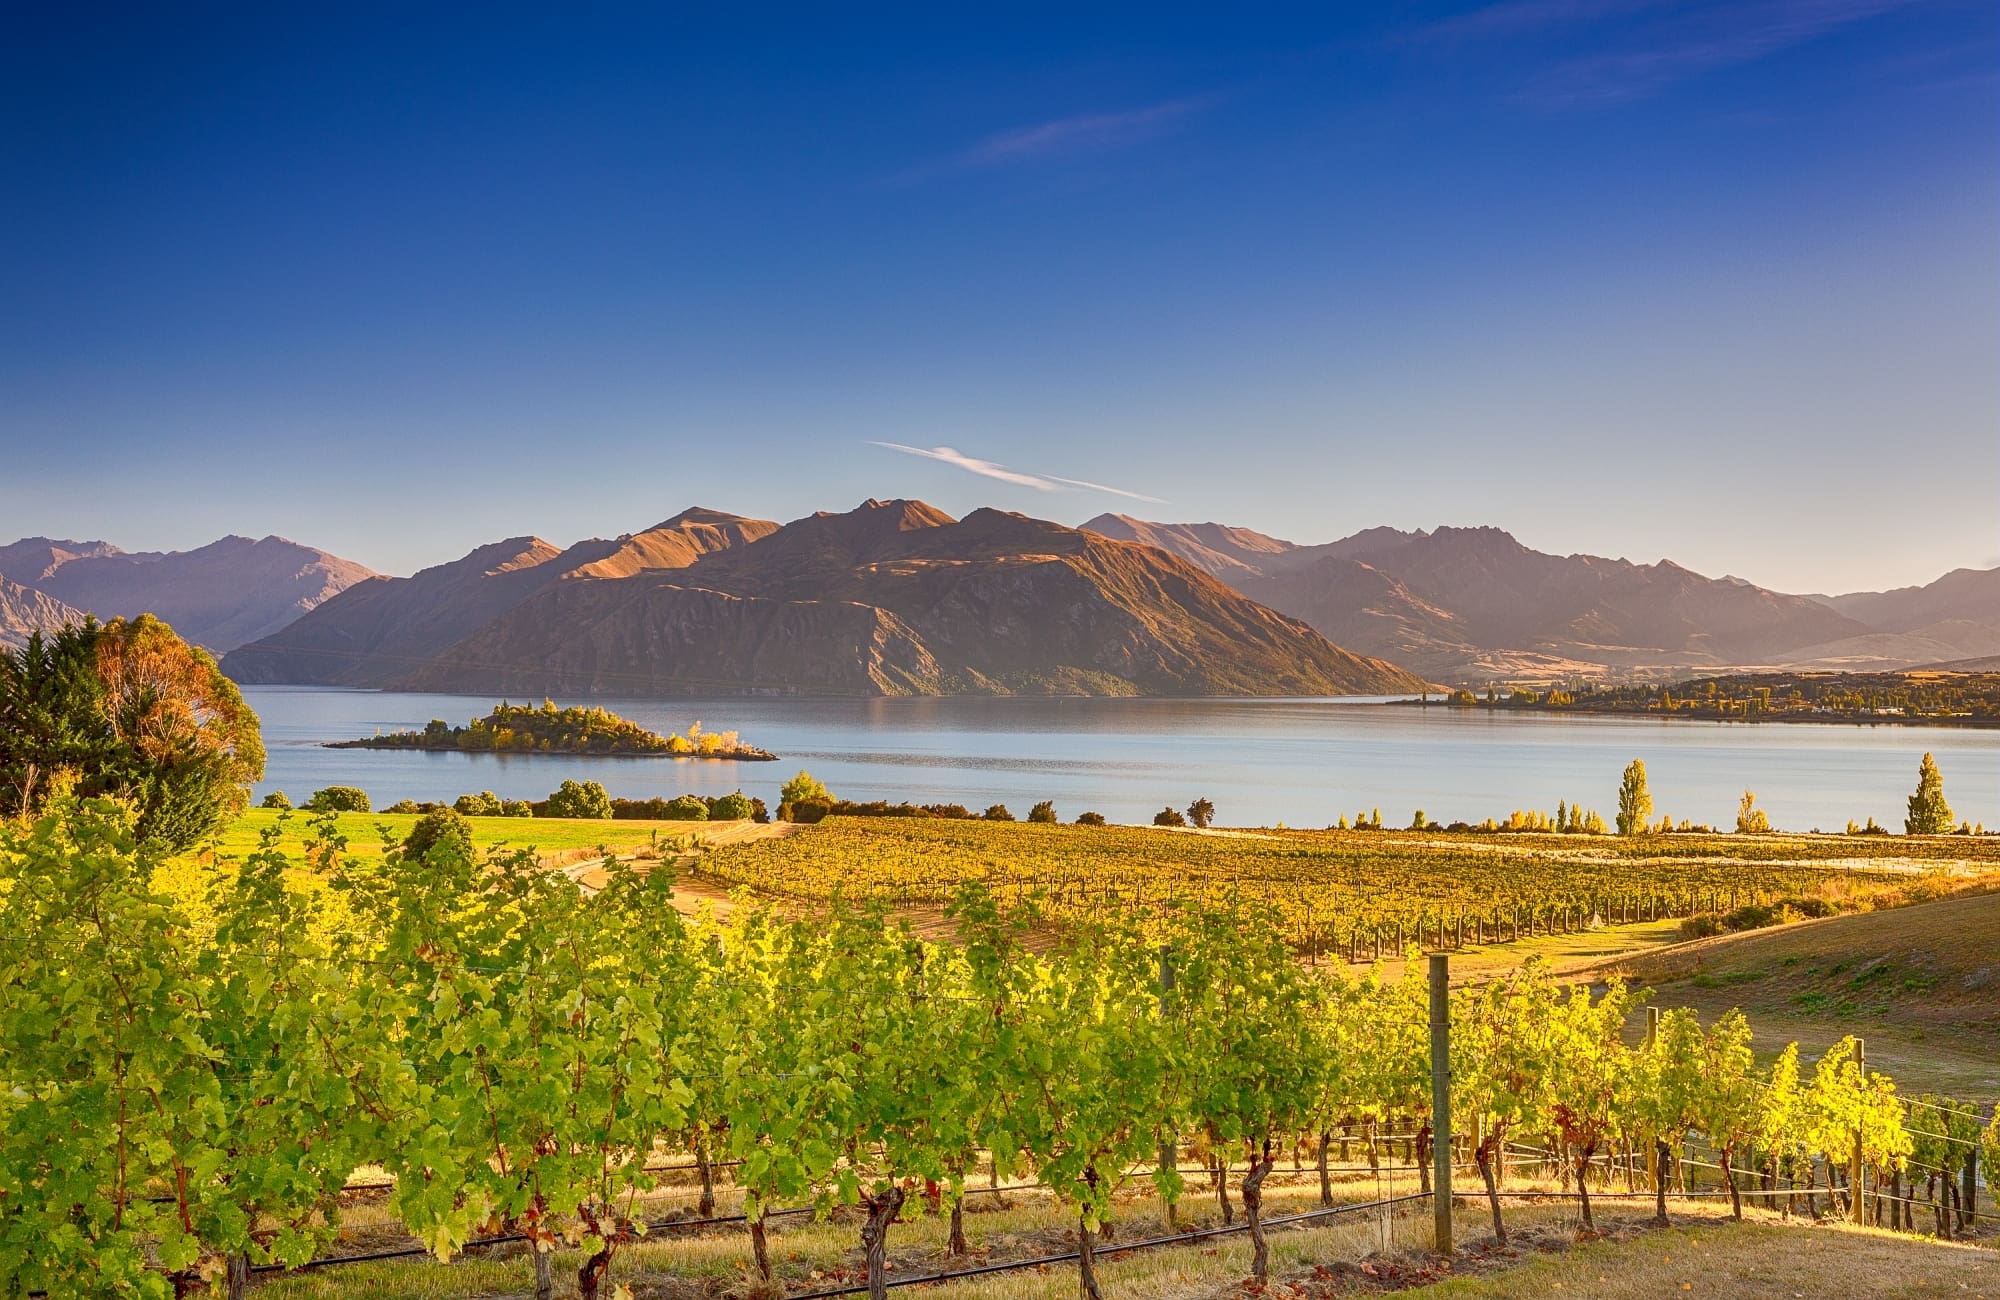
327,700,777,759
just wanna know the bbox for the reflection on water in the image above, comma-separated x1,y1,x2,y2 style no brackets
243,687,2000,833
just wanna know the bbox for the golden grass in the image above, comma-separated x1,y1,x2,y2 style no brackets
1410,1216,1997,1299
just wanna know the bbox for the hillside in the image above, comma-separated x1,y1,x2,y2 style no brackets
0,576,88,652
1084,515,1868,683
222,510,776,686
1788,566,2000,669
386,500,1426,697
1589,889,2000,1097
0,533,376,652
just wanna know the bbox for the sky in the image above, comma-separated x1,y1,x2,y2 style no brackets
1,2,1994,594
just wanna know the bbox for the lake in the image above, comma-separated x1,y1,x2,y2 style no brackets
242,688,1999,833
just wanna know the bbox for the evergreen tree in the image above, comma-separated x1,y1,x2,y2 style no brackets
1904,752,1953,835
1615,759,1652,836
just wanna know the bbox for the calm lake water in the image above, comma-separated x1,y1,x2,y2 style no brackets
243,688,1999,833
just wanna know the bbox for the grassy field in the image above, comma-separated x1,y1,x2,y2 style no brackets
199,807,726,865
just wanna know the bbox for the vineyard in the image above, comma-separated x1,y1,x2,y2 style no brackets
688,818,2000,959
3,801,1995,1300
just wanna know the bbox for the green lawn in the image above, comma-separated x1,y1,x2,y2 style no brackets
200,807,704,865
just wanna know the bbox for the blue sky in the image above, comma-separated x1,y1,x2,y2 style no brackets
1,2,1994,593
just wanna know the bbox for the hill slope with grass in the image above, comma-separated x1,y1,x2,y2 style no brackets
1588,888,2000,1097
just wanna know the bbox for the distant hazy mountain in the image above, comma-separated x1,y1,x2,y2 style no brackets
227,500,1424,697
1785,567,2000,670
0,576,88,652
0,534,375,653
1083,514,1878,682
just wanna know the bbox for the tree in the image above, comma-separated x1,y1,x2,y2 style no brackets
710,790,755,821
1905,753,1953,834
1185,797,1216,829
454,790,505,815
781,769,831,805
545,778,612,819
1153,806,1187,827
1616,760,1653,836
261,790,291,809
0,617,266,852
1028,800,1058,824
662,794,710,821
1735,790,1771,835
1075,811,1106,827
982,803,1016,822
308,785,371,812
404,807,476,861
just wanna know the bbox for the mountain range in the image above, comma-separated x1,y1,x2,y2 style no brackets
6,508,1995,692
221,502,1424,696
1080,515,2000,682
0,535,375,654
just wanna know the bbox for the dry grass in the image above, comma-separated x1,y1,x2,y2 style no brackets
1407,1215,1997,1299
248,1170,2000,1300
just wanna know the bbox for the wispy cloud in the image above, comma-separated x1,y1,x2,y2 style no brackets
1530,0,1920,104
869,442,1165,503
1415,0,1922,105
956,96,1216,169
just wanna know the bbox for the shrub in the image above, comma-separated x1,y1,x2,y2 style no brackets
1028,800,1058,824
711,791,755,821
544,778,613,819
307,785,370,813
384,799,423,814
259,791,291,810
1721,903,1784,932
661,794,710,821
1186,797,1215,829
454,790,505,816
982,803,1015,822
502,800,534,817
1075,811,1107,827
1678,913,1725,941
403,808,475,862
779,797,831,825
1153,806,1187,828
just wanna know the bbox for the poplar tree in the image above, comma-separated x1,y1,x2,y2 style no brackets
1904,752,1953,835
1615,760,1653,836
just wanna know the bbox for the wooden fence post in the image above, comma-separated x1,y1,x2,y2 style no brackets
1156,945,1179,1224
1430,952,1452,1255
1851,1038,1866,1226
